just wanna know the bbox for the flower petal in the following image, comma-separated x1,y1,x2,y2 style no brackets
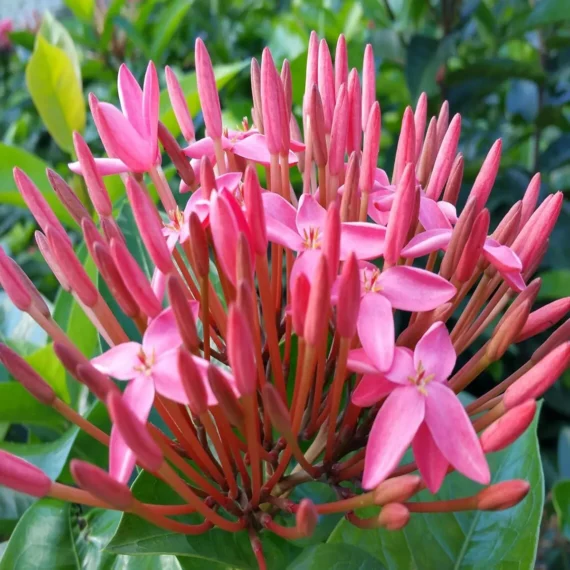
289,250,322,292
401,228,452,259
117,64,145,138
143,304,197,355
412,423,449,493
182,137,216,159
419,196,452,231
232,134,272,164
351,373,398,407
91,342,141,380
193,355,241,406
296,194,327,237
483,239,523,272
347,347,379,374
378,266,456,312
109,375,155,483
438,201,457,225
384,347,415,385
69,158,131,176
152,348,189,404
357,293,395,372
414,321,456,382
362,387,425,489
340,223,386,260
425,383,490,485
151,269,167,304
262,193,303,250
501,269,526,293
215,172,242,192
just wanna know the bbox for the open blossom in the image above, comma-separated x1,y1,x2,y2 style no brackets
0,32,567,568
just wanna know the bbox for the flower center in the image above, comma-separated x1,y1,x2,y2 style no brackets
302,227,322,249
233,183,245,208
362,268,382,293
165,207,184,232
408,362,434,396
133,348,155,376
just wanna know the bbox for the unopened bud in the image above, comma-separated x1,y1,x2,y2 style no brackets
476,480,530,511
296,499,319,537
377,503,410,530
373,475,422,505
336,253,360,339
480,400,536,453
158,122,195,186
262,383,293,437
166,275,199,351
47,169,90,225
0,450,51,497
207,365,244,427
304,256,330,346
178,348,208,416
517,297,570,343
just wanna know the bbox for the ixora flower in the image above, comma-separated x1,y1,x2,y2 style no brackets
0,31,569,569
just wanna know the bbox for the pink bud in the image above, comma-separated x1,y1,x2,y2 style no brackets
361,44,375,132
89,93,116,158
336,253,361,339
442,153,464,206
165,66,195,142
110,238,162,318
346,69,362,155
480,400,536,453
0,247,31,311
359,102,381,193
436,100,449,149
334,35,348,96
126,178,173,274
517,297,570,343
425,114,461,201
476,480,530,511
520,173,541,227
262,383,293,437
455,209,490,283
195,38,222,139
227,304,257,395
533,320,570,363
35,231,70,291
377,503,410,530
261,48,283,155
13,168,66,237
157,122,196,186
323,202,341,282
304,31,319,111
416,117,437,187
76,363,118,402
244,166,268,255
47,227,98,307
414,93,427,160
236,279,255,334
318,39,335,132
178,348,208,415
100,217,126,245
209,191,240,286
167,276,199,351
73,132,112,217
393,107,416,185
373,475,422,505
304,256,330,346
292,273,311,336
470,140,502,211
487,299,532,361
328,84,348,177
70,460,133,510
200,156,217,198
207,364,244,427
296,499,319,537
0,449,51,498
277,61,290,153
308,85,328,167
47,169,90,225
92,242,139,318
385,163,417,266
281,59,293,122
251,58,263,133
504,342,570,408
0,343,55,405
188,212,210,279
108,390,163,472
82,217,105,261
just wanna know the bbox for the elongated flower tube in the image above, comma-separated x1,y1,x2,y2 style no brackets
0,33,566,569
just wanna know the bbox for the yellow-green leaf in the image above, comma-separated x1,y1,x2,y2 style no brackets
63,0,95,22
25,36,86,154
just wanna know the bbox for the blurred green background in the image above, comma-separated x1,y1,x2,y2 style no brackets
0,0,568,566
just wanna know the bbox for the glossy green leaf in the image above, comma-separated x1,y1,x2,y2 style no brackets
106,471,302,569
0,144,75,226
26,343,68,401
26,36,86,154
553,480,570,539
39,12,82,81
63,0,95,23
151,0,194,62
159,62,248,136
537,270,570,300
287,544,386,569
327,407,544,569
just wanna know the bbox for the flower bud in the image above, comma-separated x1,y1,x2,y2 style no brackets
0,248,32,312
304,255,330,346
108,390,163,472
262,383,293,437
476,480,530,511
491,201,521,246
0,450,51,498
47,169,90,225
209,191,240,285
36,231,70,291
517,297,570,343
470,139,502,212
377,503,410,530
520,173,541,227
373,475,422,505
227,304,257,395
323,202,341,282
416,117,437,187
292,273,311,336
442,153,464,206
178,348,208,415
504,342,570,408
244,166,268,255
328,84,348,177
195,38,222,139
480,400,536,453
533,320,570,363
359,102,381,193
392,107,415,185
361,44,375,132
346,69,362,155
76,363,118,402
70,460,133,510
309,85,327,167
436,100,449,148
413,93,427,160
334,35,348,96
318,39,335,132
188,212,210,279
165,66,195,142
455,209,489,283
296,499,319,537
0,343,55,405
336,253,360,339
207,364,244,427
157,122,195,186
261,48,283,155
487,299,532,361
82,217,106,260
166,275,200,351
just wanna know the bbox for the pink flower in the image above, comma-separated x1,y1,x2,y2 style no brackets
69,63,159,176
0,19,13,50
351,322,490,491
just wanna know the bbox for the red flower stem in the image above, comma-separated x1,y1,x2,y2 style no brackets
448,348,490,393
468,394,502,416
144,503,196,515
345,511,380,529
358,191,369,222
199,412,239,498
52,399,109,445
50,482,109,508
248,528,267,570
450,274,494,342
333,458,364,481
171,249,201,301
273,246,283,314
91,296,130,345
306,330,329,436
263,448,293,494
213,138,227,175
325,337,350,463
283,250,294,366
134,502,213,535
261,515,303,540
243,394,262,507
291,344,317,434
211,245,236,306
405,496,478,513
200,275,211,360
290,338,306,411
158,462,245,531
471,401,505,432
255,253,286,400
333,448,365,472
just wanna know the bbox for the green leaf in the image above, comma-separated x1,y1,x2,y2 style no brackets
537,270,570,300
0,144,75,226
539,134,570,172
558,427,570,479
446,58,545,86
159,62,248,136
150,0,194,62
39,12,82,81
526,0,570,28
26,343,69,401
553,480,570,539
26,36,86,154
106,471,302,569
287,544,386,569
327,406,544,569
63,0,95,23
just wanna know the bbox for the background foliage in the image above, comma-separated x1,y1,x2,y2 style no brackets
0,0,568,567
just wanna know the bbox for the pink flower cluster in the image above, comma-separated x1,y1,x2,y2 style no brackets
0,32,569,567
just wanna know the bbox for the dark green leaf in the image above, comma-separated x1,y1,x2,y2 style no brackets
327,405,544,568
526,0,570,28
287,543,386,569
553,480,570,539
539,134,570,172
446,59,545,85
558,427,570,479
150,0,195,62
537,270,570,300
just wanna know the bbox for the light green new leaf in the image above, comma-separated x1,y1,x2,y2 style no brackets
63,0,95,23
0,144,75,226
159,62,248,136
26,36,86,154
